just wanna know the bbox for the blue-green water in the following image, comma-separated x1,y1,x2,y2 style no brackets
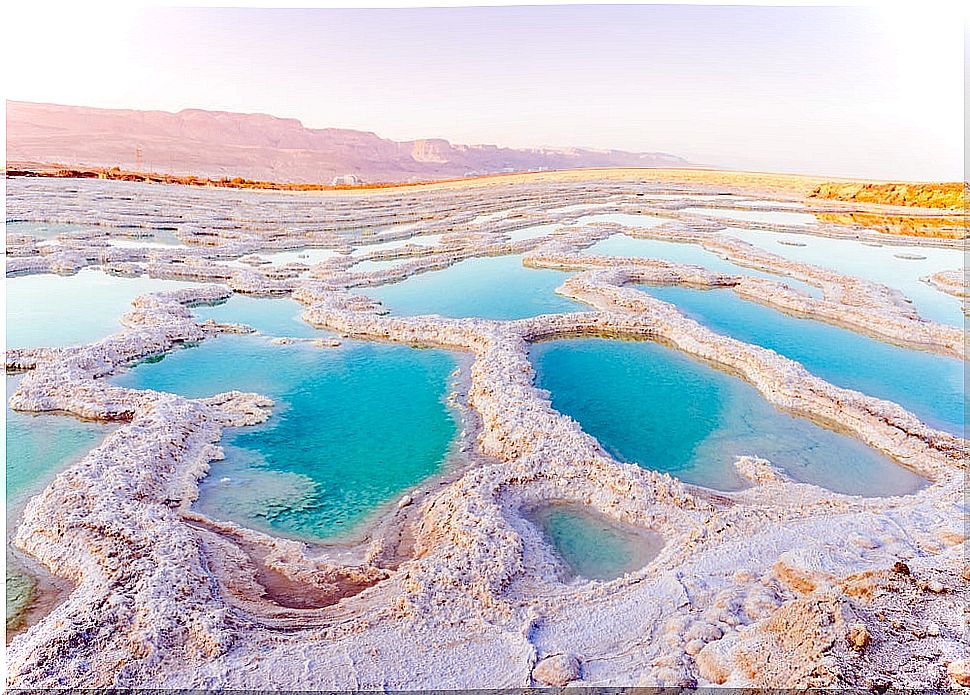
724,227,965,327
192,295,320,338
527,504,663,581
6,270,194,349
640,286,965,436
5,375,112,509
6,374,114,632
364,253,580,320
111,335,459,540
530,338,923,496
586,233,821,297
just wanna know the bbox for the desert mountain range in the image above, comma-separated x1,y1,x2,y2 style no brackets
6,101,690,184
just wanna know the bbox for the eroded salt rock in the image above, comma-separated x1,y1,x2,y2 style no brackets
532,652,581,686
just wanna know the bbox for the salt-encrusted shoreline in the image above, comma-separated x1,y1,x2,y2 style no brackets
6,176,968,688
923,269,968,315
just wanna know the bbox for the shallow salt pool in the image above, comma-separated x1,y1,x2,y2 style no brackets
506,223,560,242
6,270,194,349
364,253,580,320
585,233,821,297
530,338,923,496
527,504,663,581
723,227,965,326
351,258,411,273
192,295,319,338
545,203,614,214
5,373,115,629
681,206,819,226
6,221,114,240
111,335,459,540
252,248,345,266
5,375,113,509
351,233,445,255
6,222,183,246
641,286,965,436
573,213,668,228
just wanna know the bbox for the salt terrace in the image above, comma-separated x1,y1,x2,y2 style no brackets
5,170,968,689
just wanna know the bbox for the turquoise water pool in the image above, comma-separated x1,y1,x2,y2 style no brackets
6,270,194,349
530,338,923,496
723,227,965,327
5,375,112,510
111,335,459,540
192,294,319,338
364,253,580,320
527,504,663,581
640,286,965,436
6,374,113,632
585,233,821,297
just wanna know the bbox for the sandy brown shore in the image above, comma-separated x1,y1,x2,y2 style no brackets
5,170,968,688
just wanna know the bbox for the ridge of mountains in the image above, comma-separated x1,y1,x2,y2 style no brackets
6,100,691,183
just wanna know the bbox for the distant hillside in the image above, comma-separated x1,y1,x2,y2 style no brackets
6,101,690,184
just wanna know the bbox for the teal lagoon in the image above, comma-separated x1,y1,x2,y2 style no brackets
724,227,965,327
6,375,112,511
640,286,965,436
530,338,923,496
364,253,580,320
527,504,663,581
112,335,459,540
586,233,821,297
6,374,112,632
192,294,319,338
6,270,194,349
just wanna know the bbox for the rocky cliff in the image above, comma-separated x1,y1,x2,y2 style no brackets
6,101,690,183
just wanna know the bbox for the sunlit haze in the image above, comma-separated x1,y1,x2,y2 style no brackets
5,3,965,180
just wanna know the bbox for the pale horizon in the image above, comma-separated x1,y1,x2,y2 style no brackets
5,3,965,180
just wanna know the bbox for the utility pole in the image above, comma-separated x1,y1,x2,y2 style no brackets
135,145,143,170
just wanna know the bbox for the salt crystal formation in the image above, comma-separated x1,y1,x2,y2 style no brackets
5,174,967,688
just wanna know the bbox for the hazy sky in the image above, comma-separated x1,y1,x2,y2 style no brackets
6,3,964,180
